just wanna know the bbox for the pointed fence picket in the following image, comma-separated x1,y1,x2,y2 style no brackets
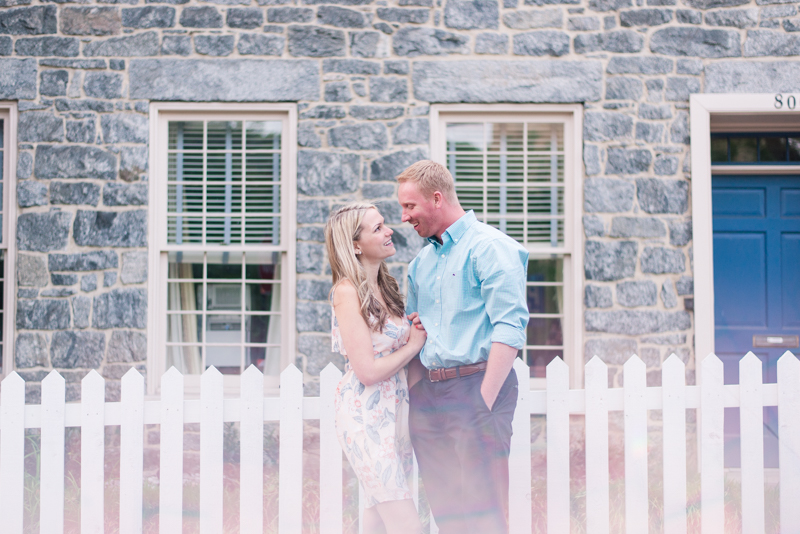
623,356,647,534
81,371,105,534
740,352,766,534
662,355,687,534
585,357,610,534
546,356,570,534
159,367,184,533
319,364,343,534
778,351,800,532
240,365,265,534
0,372,25,534
1,352,799,533
701,353,725,534
40,370,66,534
120,369,145,534
200,367,224,534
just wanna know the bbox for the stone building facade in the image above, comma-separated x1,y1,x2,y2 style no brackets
0,0,797,401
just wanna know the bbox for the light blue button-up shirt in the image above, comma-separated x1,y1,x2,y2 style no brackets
406,210,529,369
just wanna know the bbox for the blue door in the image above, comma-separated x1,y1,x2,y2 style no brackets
713,175,800,468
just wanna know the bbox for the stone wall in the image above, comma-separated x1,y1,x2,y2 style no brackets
1,0,798,398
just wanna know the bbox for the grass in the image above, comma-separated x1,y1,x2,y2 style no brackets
15,418,780,533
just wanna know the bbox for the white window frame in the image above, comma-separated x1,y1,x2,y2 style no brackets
690,93,800,379
147,103,297,397
0,103,17,379
431,104,584,389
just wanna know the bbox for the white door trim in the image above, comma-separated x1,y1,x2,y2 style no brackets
690,93,800,367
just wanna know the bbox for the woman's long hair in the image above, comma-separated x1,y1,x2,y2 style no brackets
324,203,406,332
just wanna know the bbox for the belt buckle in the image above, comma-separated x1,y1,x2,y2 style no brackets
428,368,442,382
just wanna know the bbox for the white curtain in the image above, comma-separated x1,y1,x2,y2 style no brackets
167,262,202,374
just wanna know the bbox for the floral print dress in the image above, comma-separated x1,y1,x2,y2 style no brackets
332,310,413,508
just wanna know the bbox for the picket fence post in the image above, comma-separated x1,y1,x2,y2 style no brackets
81,370,105,534
200,366,224,534
319,363,343,534
740,352,765,534
623,356,647,534
279,364,304,533
159,366,185,533
0,372,25,534
585,356,609,534
779,351,800,532
546,356,570,534
509,358,532,532
40,370,66,534
240,365,265,534
700,354,725,533
120,368,145,534
662,355,687,534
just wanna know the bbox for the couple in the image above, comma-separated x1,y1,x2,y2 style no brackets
324,160,529,534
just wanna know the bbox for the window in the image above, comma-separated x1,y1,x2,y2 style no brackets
432,105,583,388
711,132,800,164
0,105,15,379
150,105,297,395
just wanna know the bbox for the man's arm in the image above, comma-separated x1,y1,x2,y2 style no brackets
474,240,529,409
480,342,518,410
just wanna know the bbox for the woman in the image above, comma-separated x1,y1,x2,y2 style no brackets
325,203,425,534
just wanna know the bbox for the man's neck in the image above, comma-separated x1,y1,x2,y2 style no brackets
434,207,467,242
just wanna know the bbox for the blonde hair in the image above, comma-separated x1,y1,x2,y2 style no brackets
396,159,459,204
324,203,405,332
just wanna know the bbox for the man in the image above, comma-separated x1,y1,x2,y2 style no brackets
397,160,529,534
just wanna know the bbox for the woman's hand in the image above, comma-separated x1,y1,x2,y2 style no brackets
407,318,427,351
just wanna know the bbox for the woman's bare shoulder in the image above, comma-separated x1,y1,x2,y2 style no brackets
332,279,358,307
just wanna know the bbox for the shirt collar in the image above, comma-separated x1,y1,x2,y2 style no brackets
427,211,477,247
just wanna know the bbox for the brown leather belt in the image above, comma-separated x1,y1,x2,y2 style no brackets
427,361,488,383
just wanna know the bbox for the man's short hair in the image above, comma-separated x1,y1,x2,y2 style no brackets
396,160,459,204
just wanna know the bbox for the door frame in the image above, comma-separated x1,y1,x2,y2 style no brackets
690,93,800,368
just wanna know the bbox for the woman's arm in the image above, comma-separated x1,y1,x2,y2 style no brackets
334,281,426,387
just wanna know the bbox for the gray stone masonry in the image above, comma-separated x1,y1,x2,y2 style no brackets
7,0,800,396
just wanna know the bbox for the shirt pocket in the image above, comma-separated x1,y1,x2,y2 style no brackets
443,268,480,310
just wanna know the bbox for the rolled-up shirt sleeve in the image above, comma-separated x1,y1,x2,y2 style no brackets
474,240,529,350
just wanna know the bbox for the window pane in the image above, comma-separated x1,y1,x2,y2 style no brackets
166,345,202,375
760,137,787,162
527,317,564,346
207,284,241,310
168,314,202,343
528,123,563,152
790,138,800,162
168,216,203,244
245,153,281,182
168,121,203,151
446,123,483,152
168,183,203,213
207,121,242,151
246,121,282,150
730,137,757,162
246,315,280,346
207,251,243,279
528,258,563,282
711,137,728,163
0,118,4,148
527,285,562,314
488,122,524,152
487,154,524,183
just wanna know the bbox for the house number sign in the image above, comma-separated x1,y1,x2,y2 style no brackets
774,94,798,109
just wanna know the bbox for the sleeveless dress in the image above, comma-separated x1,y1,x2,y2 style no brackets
332,308,414,508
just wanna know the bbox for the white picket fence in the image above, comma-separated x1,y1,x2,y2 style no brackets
0,351,799,533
